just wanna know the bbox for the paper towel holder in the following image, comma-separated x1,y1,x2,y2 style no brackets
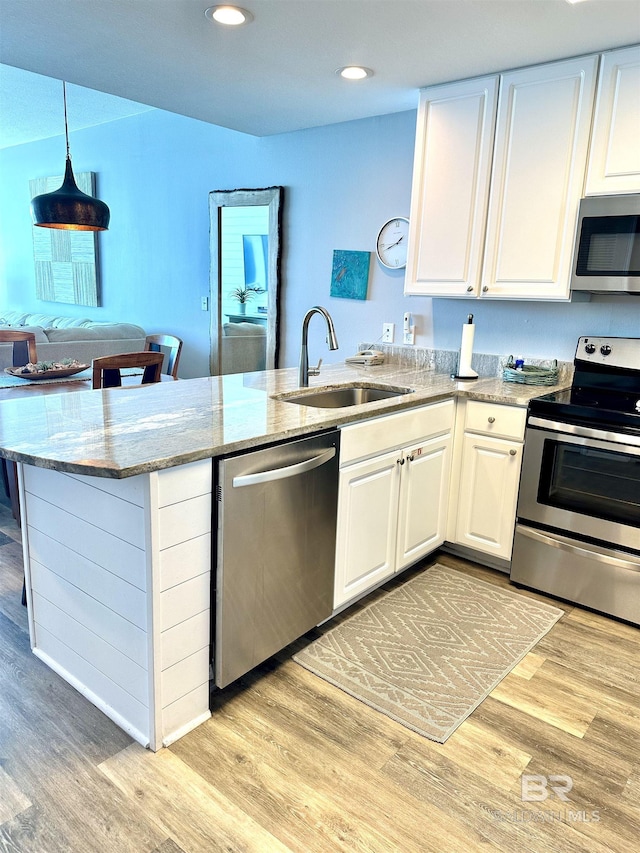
452,313,479,381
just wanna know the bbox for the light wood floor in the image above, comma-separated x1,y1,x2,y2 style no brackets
0,493,638,853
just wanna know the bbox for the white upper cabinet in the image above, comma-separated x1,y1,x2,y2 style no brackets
405,53,624,301
405,76,498,296
481,55,598,300
586,45,640,196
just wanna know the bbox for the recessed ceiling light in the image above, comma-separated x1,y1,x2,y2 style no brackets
565,0,588,4
205,6,254,26
336,66,373,81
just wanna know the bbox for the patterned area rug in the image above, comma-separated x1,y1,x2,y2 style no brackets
294,564,563,742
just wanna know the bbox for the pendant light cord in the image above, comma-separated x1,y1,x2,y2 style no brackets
63,81,71,159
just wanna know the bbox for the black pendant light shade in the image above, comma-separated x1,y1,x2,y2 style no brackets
31,156,110,231
30,83,110,231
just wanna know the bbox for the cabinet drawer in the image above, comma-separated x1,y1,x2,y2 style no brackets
340,399,454,466
464,400,526,441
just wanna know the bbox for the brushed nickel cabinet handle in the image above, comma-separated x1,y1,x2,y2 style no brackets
509,449,517,456
467,285,473,292
482,285,489,292
488,416,496,423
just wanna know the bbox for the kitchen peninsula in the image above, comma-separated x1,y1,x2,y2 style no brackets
0,361,569,750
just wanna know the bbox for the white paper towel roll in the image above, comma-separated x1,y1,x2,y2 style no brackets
458,322,478,378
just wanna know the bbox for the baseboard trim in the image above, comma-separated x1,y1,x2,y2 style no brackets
442,542,510,574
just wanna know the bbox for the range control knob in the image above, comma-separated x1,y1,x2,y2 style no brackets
584,343,596,354
600,344,612,356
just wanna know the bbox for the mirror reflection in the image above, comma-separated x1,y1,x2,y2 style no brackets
209,187,282,375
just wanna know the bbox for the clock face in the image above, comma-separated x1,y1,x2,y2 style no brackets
376,217,409,269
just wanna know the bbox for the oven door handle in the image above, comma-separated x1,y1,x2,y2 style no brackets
516,525,640,573
528,417,640,448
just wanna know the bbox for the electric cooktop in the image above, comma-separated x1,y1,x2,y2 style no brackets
528,336,640,435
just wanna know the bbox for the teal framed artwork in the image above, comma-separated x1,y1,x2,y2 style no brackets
330,250,371,300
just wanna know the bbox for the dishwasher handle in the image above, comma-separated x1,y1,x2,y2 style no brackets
232,446,336,488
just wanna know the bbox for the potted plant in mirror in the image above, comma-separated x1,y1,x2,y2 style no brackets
230,285,265,315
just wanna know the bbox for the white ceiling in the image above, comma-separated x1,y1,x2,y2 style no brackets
0,64,155,149
1,0,639,147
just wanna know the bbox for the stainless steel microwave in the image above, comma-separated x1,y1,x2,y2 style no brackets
570,193,640,293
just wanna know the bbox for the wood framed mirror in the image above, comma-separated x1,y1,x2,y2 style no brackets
209,187,283,375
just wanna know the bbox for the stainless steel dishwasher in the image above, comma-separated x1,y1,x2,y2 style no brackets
214,429,340,688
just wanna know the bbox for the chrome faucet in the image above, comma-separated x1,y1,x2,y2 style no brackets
298,306,339,387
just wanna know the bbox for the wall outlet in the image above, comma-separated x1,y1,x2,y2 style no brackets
201,296,209,311
382,322,394,343
403,329,415,345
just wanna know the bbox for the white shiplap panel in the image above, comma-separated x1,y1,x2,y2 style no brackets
161,646,210,707
156,460,212,508
29,534,146,629
32,560,147,667
65,471,146,506
24,465,145,548
159,533,211,592
26,495,146,590
160,573,210,632
158,494,211,551
36,602,148,728
35,624,150,739
162,683,210,745
34,594,148,705
160,610,209,671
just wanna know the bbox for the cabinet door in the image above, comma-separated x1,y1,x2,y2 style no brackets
334,450,401,609
396,434,452,572
405,76,498,296
586,45,640,196
455,433,522,560
482,56,598,300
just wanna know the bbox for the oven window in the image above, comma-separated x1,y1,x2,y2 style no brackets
539,439,640,526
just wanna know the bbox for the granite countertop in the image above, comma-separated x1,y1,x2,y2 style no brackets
0,361,571,478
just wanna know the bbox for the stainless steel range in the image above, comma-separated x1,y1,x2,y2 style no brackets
511,336,640,625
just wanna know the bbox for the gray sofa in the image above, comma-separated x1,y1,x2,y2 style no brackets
0,311,147,370
221,321,266,374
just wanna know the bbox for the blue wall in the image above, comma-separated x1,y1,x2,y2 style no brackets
1,106,638,377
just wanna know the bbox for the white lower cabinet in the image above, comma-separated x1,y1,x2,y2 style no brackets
395,435,452,571
450,400,526,561
334,401,453,609
454,432,522,560
334,449,400,607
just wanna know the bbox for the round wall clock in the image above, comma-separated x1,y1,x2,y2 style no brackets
376,217,409,269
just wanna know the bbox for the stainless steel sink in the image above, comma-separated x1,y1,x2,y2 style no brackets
277,384,413,408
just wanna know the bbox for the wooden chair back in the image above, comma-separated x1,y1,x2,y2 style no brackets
92,351,164,389
0,330,38,366
144,334,183,379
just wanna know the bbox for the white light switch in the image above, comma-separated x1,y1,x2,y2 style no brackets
201,297,209,311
